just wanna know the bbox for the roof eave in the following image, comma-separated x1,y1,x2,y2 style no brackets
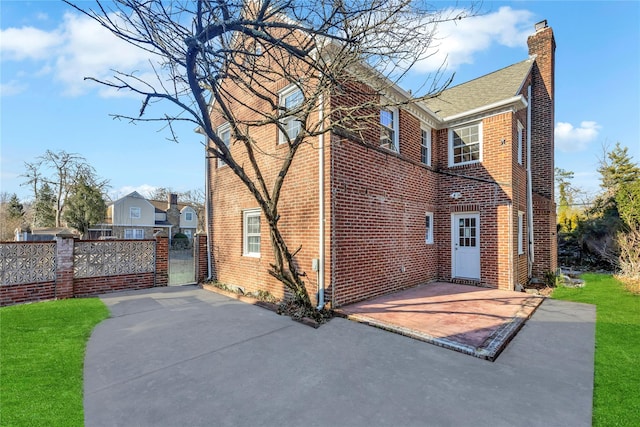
442,95,528,124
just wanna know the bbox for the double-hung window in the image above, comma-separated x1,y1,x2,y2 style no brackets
425,212,434,244
518,211,525,255
217,123,231,167
380,108,399,151
125,229,144,239
279,85,304,144
130,207,141,219
421,127,431,166
185,212,193,221
243,209,261,257
449,122,482,166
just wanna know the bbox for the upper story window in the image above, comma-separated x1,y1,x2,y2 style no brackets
517,121,524,165
185,212,193,221
421,127,431,166
449,122,482,166
130,207,141,219
217,123,231,167
278,85,304,144
380,108,399,151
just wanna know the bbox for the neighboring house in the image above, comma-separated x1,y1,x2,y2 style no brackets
207,21,557,308
14,227,79,241
91,192,198,243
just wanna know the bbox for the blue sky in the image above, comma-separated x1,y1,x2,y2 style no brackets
1,1,639,202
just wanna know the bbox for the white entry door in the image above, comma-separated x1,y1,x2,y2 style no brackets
452,213,481,280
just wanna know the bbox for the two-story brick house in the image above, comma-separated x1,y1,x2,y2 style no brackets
206,21,557,308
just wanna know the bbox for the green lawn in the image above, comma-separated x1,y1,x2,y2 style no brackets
0,298,109,426
553,273,640,426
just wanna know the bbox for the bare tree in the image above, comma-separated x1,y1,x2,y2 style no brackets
65,0,472,313
22,150,110,228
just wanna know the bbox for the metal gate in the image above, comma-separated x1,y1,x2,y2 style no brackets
168,246,195,285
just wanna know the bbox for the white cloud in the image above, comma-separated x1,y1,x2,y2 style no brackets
0,80,28,96
416,6,535,72
0,26,63,60
555,121,601,152
1,12,161,97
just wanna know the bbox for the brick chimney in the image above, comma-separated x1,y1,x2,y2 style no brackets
527,20,558,278
527,20,556,200
166,193,180,232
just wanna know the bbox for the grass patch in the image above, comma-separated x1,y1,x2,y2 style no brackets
552,273,640,426
0,299,109,426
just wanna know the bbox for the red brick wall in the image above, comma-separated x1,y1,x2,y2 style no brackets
74,273,155,297
155,235,169,287
331,134,439,306
0,281,56,306
1,236,169,307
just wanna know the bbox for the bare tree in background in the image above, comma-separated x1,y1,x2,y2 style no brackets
66,0,473,313
22,150,110,227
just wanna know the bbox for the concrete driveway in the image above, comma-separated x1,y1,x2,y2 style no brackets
85,285,595,427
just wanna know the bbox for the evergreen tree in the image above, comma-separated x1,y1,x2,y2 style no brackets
34,183,57,227
62,179,106,238
7,194,24,219
598,142,640,195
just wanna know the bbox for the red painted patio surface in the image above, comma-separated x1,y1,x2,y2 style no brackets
336,282,544,360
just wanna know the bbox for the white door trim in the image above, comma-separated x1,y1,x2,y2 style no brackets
451,212,481,280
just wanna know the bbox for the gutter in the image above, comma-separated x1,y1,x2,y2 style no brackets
442,95,528,123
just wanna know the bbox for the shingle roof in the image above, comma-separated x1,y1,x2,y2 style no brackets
422,58,534,119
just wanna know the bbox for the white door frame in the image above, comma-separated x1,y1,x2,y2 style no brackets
451,212,481,280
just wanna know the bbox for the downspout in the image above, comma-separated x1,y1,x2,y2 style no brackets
205,143,213,280
526,85,535,277
508,202,513,290
316,93,325,310
196,125,213,281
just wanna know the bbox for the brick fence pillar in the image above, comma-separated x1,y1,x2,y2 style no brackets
55,233,76,299
194,233,208,283
155,234,169,287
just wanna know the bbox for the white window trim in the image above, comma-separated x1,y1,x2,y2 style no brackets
448,122,483,167
185,212,193,221
243,209,261,258
421,126,432,166
517,121,524,165
278,84,303,144
380,107,399,152
130,207,141,219
217,122,231,167
425,212,434,244
518,211,525,255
